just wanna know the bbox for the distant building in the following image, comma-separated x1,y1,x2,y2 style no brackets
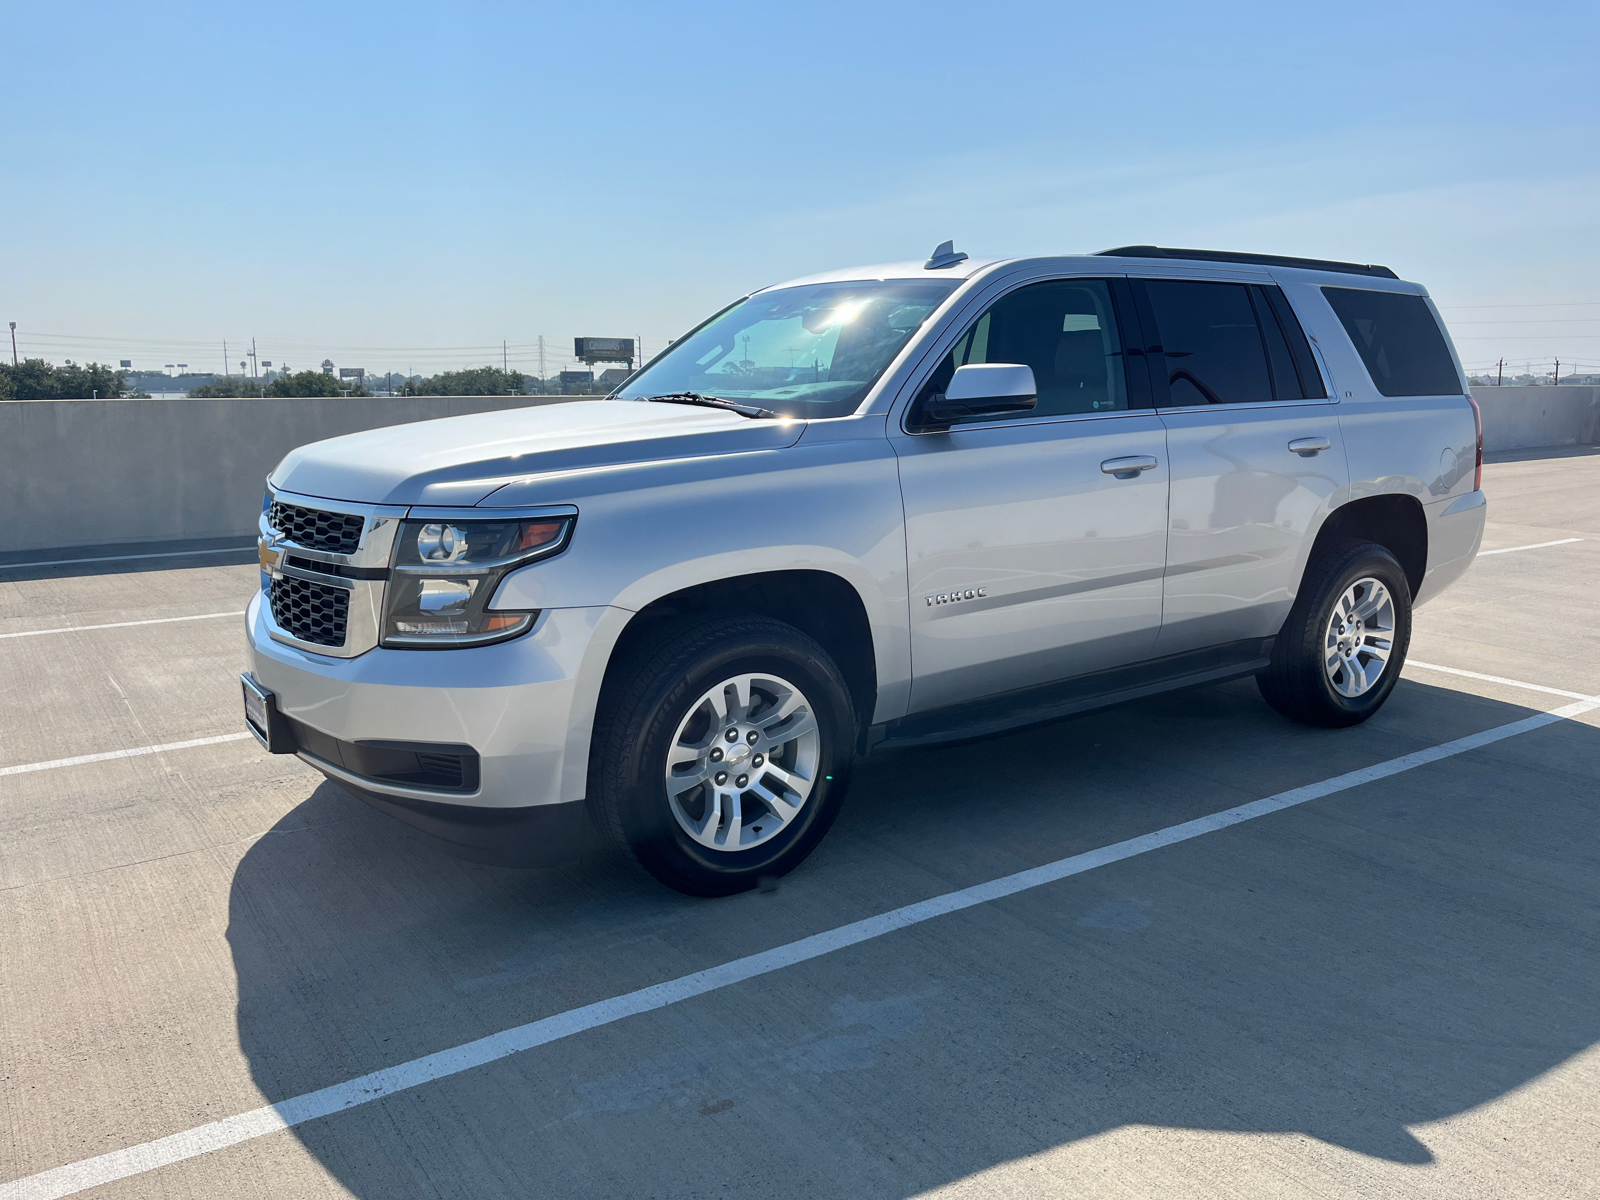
321,359,335,375
596,368,631,388
558,370,595,395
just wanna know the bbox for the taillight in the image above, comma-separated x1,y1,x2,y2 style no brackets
1465,394,1483,490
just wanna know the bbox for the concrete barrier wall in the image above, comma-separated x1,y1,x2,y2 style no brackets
0,396,571,554
3,387,1596,556
1472,385,1600,453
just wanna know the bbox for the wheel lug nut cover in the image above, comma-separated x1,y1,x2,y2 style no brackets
709,748,723,761
725,729,738,742
752,754,763,767
746,730,758,744
735,774,748,788
714,771,727,785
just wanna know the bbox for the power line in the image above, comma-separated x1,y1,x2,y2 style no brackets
1433,300,1600,310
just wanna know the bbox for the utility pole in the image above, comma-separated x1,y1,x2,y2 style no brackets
1554,358,1561,386
250,338,259,379
8,322,16,366
503,340,508,374
223,339,229,377
1496,358,1503,386
538,335,546,390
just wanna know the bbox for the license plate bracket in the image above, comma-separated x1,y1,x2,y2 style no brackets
241,674,294,754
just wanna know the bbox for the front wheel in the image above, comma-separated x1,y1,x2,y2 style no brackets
590,616,857,896
1258,540,1413,728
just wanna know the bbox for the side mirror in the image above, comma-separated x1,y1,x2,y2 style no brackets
915,363,1038,429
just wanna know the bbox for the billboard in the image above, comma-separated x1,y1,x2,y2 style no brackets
338,367,365,380
574,337,634,363
120,360,132,368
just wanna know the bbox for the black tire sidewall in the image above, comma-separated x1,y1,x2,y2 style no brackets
1296,545,1412,723
609,626,855,895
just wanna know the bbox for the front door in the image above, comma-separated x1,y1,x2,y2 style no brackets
1132,276,1349,656
893,277,1171,714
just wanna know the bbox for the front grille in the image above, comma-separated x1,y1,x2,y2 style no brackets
268,502,365,554
270,576,350,647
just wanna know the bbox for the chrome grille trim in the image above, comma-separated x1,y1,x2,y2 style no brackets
259,488,407,658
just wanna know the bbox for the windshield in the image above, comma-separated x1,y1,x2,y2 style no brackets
617,279,961,419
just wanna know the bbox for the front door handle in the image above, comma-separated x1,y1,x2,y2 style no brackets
1288,436,1332,457
1101,455,1158,479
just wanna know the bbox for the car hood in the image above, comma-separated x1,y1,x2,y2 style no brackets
268,400,807,506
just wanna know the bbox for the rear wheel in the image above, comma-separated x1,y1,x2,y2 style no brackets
1258,540,1412,728
590,616,857,896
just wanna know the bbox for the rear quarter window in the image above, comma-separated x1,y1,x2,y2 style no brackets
1321,287,1462,397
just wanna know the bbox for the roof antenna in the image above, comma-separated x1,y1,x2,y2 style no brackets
924,240,969,270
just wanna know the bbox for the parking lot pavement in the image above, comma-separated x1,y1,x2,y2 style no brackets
2,450,1597,1200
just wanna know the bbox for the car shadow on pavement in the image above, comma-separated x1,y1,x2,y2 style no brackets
226,678,1600,1197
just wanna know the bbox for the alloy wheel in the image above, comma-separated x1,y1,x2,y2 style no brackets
663,672,821,852
1323,576,1396,698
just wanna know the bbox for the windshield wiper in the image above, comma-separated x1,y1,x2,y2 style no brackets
639,392,777,419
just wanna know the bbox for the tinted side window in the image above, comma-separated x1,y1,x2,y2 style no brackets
1143,280,1272,406
1250,286,1305,400
1322,287,1462,397
918,279,1128,421
1259,286,1327,399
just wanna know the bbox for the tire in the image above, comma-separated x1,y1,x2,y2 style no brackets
1257,540,1413,728
589,615,858,896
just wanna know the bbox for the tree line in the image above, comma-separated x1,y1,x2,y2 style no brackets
0,360,147,400
2,359,593,400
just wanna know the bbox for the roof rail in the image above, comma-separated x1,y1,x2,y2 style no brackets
1095,245,1399,280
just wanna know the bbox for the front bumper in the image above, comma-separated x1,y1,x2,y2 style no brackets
246,592,613,860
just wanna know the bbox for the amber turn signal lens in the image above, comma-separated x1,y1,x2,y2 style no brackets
517,520,566,552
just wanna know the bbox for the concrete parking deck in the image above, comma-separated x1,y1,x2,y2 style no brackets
2,447,1598,1199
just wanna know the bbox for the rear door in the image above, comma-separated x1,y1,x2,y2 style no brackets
891,276,1171,713
1132,276,1349,656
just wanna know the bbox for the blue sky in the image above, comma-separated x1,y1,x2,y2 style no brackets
4,0,1598,379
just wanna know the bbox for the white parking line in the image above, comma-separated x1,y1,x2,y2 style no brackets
1476,537,1582,556
0,612,245,641
0,733,255,779
1407,660,1593,701
6,687,1598,1200
0,547,257,571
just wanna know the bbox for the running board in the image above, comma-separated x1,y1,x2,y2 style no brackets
868,638,1274,753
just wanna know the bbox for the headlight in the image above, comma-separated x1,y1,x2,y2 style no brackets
381,515,572,648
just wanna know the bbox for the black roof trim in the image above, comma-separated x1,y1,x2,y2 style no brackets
1095,245,1399,280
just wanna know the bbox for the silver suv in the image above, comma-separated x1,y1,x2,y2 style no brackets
244,243,1487,895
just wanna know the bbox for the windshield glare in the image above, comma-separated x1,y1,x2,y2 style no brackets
618,279,960,419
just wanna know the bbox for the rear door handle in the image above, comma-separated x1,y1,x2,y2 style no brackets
1288,437,1332,457
1101,455,1158,479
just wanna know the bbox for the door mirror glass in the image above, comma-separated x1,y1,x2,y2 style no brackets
917,363,1038,428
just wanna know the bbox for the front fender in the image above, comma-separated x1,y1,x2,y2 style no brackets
489,429,911,801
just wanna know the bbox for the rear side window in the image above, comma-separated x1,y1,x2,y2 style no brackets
1254,285,1327,399
1141,280,1273,406
1321,287,1462,397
